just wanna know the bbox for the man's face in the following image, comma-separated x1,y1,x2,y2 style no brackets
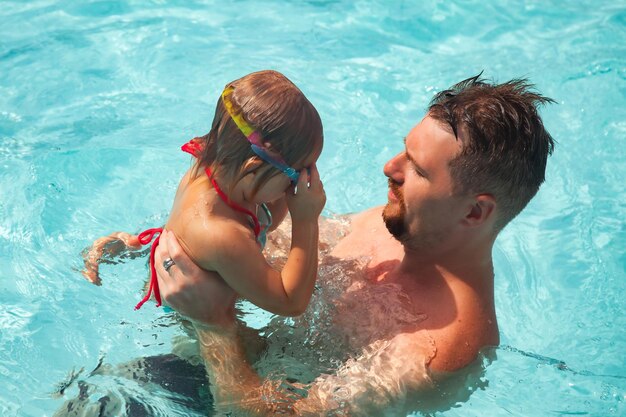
382,115,466,251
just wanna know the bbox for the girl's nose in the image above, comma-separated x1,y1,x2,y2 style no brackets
383,152,405,183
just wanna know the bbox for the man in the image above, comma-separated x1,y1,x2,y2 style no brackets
153,74,555,415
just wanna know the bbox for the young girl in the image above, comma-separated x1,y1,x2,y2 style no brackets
82,70,325,318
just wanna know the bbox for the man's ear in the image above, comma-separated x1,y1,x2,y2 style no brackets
463,194,496,226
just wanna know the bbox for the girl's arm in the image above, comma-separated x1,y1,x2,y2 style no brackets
192,165,325,316
81,232,142,285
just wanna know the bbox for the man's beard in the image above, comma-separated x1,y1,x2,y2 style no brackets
382,179,408,241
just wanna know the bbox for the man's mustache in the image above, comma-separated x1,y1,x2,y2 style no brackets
388,179,403,201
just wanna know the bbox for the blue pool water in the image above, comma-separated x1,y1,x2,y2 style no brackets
1,0,625,415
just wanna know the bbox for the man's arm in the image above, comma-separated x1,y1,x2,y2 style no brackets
193,321,438,416
154,230,297,413
193,322,299,415
154,230,438,415
294,331,437,415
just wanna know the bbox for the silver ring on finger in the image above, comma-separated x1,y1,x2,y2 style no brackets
163,257,175,272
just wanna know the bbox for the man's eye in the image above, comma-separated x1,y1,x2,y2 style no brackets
404,153,424,177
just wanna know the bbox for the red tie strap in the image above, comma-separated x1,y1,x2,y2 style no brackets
181,138,203,158
134,227,163,310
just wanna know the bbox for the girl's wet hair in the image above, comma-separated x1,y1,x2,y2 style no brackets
195,70,323,197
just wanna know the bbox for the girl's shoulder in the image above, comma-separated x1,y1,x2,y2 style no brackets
174,212,259,271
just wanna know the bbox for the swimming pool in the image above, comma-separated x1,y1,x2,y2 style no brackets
1,0,624,415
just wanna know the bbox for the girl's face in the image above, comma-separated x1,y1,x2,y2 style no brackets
248,138,323,204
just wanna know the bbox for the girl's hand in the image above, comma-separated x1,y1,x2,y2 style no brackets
81,232,141,285
286,164,326,223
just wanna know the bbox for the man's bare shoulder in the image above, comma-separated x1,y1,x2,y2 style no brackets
423,310,499,373
348,206,385,228
328,206,402,261
382,325,493,384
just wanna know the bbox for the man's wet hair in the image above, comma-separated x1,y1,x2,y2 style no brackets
428,73,556,231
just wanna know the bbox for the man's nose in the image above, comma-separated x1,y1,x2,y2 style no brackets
383,152,405,182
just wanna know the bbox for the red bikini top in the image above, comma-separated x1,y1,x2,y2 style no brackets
134,139,269,311
181,138,263,238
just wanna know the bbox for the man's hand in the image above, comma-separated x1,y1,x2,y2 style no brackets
154,230,236,326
